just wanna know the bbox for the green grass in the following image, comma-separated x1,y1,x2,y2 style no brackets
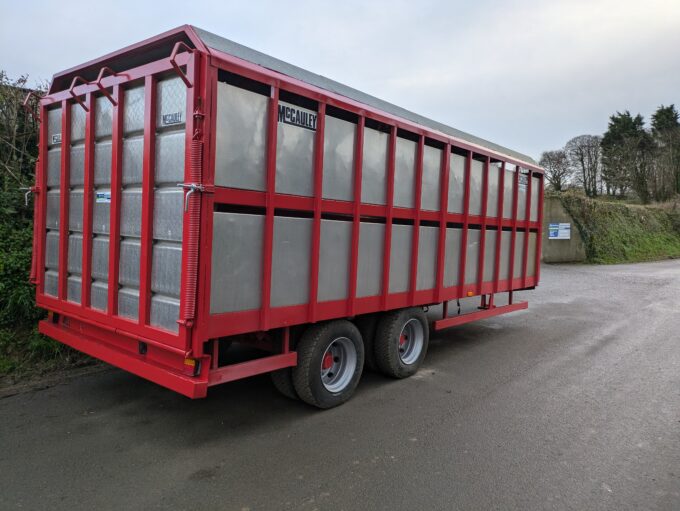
0,191,92,380
0,326,93,381
559,192,680,264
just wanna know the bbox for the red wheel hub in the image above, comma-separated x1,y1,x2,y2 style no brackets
400,334,408,346
322,352,333,370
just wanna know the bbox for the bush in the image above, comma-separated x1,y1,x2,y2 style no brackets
560,192,680,263
0,190,91,378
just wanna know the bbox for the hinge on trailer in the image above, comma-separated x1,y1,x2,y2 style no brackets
192,98,205,141
193,99,205,122
19,185,38,206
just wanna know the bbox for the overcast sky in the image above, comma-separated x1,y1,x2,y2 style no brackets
2,0,679,160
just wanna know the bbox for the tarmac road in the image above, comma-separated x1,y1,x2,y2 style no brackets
1,261,679,510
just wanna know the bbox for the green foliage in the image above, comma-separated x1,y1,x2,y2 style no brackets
0,326,91,376
601,111,654,203
651,104,679,134
0,192,40,328
0,73,90,378
560,192,680,264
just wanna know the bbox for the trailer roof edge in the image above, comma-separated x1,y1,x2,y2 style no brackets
190,25,538,167
46,24,538,167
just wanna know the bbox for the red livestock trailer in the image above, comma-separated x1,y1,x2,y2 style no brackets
28,25,543,408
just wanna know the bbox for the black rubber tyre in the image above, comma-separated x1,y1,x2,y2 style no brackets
354,314,378,371
292,320,364,409
270,368,298,400
374,307,429,379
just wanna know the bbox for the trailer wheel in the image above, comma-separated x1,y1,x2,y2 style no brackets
374,307,429,378
270,368,298,400
354,314,378,371
292,320,364,409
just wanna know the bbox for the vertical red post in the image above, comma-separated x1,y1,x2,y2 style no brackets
178,53,202,340
108,85,123,315
308,102,326,322
138,75,157,325
195,64,218,345
408,135,424,303
534,173,544,283
58,100,71,300
508,168,520,288
476,156,490,296
347,116,364,317
435,144,451,302
457,152,472,297
521,169,532,288
81,93,95,307
493,162,505,294
282,326,290,353
259,85,279,331
381,126,397,310
37,103,48,294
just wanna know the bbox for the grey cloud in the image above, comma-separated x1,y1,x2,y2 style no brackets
1,0,678,160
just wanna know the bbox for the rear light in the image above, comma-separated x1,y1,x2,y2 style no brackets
183,358,199,377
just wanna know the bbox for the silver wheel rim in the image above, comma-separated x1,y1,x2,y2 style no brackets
398,318,424,365
320,337,357,393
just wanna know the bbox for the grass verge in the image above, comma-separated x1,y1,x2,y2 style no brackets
558,192,680,264
0,326,94,384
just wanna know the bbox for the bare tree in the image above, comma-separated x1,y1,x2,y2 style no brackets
565,135,601,197
539,149,571,191
0,72,42,192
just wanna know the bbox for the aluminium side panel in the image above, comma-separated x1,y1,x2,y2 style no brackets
483,230,497,281
322,115,356,201
517,171,529,220
503,167,515,218
357,222,385,297
393,137,416,208
67,104,85,304
271,216,313,307
210,212,264,314
487,165,501,218
448,153,465,213
275,101,316,197
150,76,186,333
513,231,526,279
214,82,269,191
499,230,512,282
530,176,540,222
389,224,413,293
443,228,462,287
416,225,438,291
361,127,389,205
468,159,484,216
318,219,352,301
527,232,538,277
46,101,63,257
465,229,481,285
421,145,442,211
117,85,145,319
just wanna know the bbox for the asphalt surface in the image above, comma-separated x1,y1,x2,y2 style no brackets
1,261,679,510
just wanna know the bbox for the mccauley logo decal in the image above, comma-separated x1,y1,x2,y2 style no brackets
278,104,317,131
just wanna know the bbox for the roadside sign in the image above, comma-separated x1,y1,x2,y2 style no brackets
548,223,571,240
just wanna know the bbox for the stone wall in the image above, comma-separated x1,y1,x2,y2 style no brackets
541,196,586,263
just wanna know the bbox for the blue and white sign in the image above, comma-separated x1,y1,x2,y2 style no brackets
548,222,571,240
95,191,111,204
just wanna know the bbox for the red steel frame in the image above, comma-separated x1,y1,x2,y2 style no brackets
33,26,543,399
